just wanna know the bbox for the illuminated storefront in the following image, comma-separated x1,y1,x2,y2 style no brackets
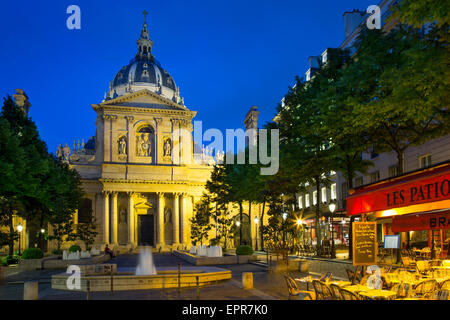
347,161,450,258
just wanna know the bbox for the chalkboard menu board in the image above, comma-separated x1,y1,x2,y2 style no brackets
352,222,377,266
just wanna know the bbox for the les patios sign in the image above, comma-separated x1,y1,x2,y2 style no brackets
347,165,450,216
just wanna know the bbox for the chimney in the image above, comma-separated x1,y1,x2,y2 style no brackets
13,89,31,115
343,9,366,38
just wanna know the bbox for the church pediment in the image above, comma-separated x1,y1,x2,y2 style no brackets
99,89,189,111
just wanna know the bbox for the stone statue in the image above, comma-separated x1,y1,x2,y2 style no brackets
164,207,172,223
137,133,151,157
63,144,71,161
163,138,172,157
56,144,63,159
118,137,127,155
119,208,127,224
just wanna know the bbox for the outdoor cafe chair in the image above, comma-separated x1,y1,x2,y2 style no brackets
391,282,412,299
346,268,362,284
339,288,361,300
440,279,450,290
312,280,333,300
329,283,342,300
431,289,449,300
413,279,437,299
416,261,430,274
284,275,315,300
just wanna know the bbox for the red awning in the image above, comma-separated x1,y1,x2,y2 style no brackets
347,163,450,216
391,210,450,233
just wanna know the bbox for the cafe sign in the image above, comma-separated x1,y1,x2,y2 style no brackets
391,210,450,233
347,165,450,216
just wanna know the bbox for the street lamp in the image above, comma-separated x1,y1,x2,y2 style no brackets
254,217,259,251
17,224,23,255
329,203,336,259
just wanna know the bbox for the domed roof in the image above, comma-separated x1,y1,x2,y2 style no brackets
105,12,183,105
112,58,176,91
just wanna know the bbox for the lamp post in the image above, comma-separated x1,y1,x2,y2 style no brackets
254,217,259,251
282,212,287,244
17,224,23,256
236,221,241,246
329,203,336,259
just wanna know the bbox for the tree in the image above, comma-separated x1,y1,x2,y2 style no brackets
345,26,449,174
70,215,98,251
190,198,212,246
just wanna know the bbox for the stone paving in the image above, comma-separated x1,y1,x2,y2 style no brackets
0,253,352,300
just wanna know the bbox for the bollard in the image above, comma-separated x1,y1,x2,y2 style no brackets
196,276,200,300
269,256,273,281
86,280,90,300
242,272,253,290
0,266,4,285
110,270,114,295
23,281,39,300
178,262,181,295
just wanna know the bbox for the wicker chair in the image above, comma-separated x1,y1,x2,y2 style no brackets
416,261,430,274
284,275,315,300
431,289,449,300
391,282,412,299
339,288,360,300
346,268,362,284
312,280,333,300
329,283,342,300
413,279,437,299
440,279,450,290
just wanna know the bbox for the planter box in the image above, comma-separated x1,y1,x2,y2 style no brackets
173,250,257,265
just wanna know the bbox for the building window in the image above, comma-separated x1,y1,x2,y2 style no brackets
331,183,337,200
389,165,399,177
370,171,380,183
298,195,303,209
369,145,378,159
355,177,363,187
321,187,327,203
313,191,317,205
419,154,432,168
305,194,310,208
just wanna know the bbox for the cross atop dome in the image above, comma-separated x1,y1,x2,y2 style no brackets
137,9,153,58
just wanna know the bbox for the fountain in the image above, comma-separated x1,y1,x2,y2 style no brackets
135,247,157,275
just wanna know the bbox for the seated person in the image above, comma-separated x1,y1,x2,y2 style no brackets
104,244,115,258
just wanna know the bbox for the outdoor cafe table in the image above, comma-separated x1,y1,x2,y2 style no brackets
329,280,352,287
359,289,397,300
342,284,372,293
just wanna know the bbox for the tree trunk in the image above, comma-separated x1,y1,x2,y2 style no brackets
8,211,14,256
397,151,404,174
239,201,243,246
315,175,322,257
347,165,354,261
248,202,252,248
260,199,266,251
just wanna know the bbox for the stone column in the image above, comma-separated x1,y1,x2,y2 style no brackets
127,192,135,246
173,193,180,244
180,193,187,244
125,116,134,163
157,192,165,246
111,192,118,245
154,118,162,164
102,192,110,244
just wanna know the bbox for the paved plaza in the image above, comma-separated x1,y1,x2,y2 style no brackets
0,253,330,300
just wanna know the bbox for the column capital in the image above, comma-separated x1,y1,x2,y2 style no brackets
173,192,181,198
102,190,110,197
156,192,165,197
154,117,162,125
103,114,118,121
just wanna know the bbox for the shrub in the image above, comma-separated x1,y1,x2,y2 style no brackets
236,245,254,256
52,249,63,255
5,255,20,264
69,245,82,253
21,248,44,260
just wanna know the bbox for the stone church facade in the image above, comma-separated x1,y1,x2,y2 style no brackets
65,15,214,251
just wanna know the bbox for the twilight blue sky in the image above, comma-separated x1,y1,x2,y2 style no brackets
0,0,375,154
